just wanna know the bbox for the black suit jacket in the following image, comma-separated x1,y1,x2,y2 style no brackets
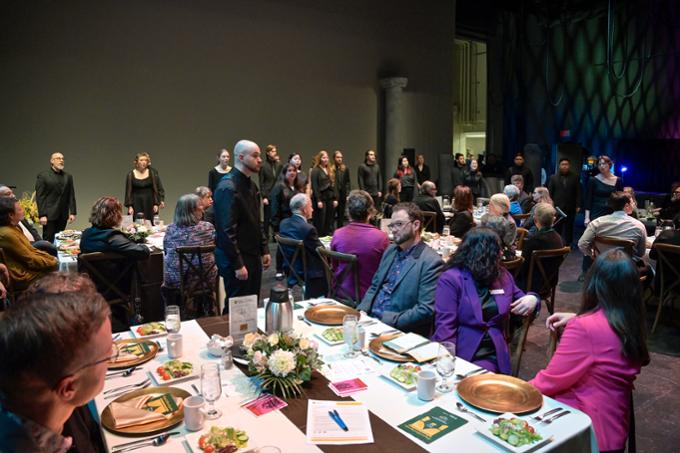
259,159,282,201
518,227,564,292
279,214,325,279
35,168,76,219
20,219,42,241
548,171,581,212
413,194,445,234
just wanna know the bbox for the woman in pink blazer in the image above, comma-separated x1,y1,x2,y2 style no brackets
530,249,649,453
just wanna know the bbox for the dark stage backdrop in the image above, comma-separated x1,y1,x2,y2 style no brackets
0,0,455,227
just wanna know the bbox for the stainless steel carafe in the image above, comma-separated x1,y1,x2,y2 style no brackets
265,273,293,333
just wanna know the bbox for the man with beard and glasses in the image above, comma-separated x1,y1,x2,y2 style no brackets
357,203,443,335
35,152,77,243
214,140,271,308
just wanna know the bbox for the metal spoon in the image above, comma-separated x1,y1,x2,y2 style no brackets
542,410,571,424
532,407,563,422
455,402,487,422
105,366,138,379
455,367,487,380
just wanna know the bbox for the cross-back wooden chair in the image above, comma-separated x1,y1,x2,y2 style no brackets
421,211,437,233
650,243,680,334
176,245,219,317
592,236,635,257
501,255,524,280
515,227,529,251
275,234,307,292
514,213,530,224
78,251,143,324
316,246,360,308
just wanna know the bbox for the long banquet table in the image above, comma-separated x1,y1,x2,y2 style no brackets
95,300,598,452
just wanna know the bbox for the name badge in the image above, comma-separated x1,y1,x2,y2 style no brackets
490,289,505,295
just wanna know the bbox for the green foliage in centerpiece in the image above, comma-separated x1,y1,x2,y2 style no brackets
121,224,150,243
243,331,324,399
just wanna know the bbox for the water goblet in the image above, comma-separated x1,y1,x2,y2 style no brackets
342,314,359,358
201,363,222,419
435,342,456,393
165,305,181,334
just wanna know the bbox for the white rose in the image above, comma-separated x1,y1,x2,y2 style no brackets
267,349,296,377
299,338,310,350
268,333,279,346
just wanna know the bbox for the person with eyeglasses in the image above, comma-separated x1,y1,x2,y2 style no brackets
357,203,443,336
0,279,112,453
657,182,680,220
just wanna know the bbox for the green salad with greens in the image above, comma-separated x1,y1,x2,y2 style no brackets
489,417,542,447
198,426,249,452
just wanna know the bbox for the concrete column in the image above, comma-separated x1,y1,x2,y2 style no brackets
380,77,408,180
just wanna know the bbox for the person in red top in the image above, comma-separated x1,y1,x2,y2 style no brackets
530,249,649,453
394,156,416,202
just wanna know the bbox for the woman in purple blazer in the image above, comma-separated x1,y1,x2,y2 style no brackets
432,227,539,374
530,249,649,453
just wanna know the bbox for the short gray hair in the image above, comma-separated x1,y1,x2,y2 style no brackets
421,181,436,195
195,186,211,199
534,202,556,227
347,190,374,221
489,193,510,214
503,184,520,201
0,186,12,197
173,193,201,227
510,174,524,185
289,193,310,214
480,213,517,248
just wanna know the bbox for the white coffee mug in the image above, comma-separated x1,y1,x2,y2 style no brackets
417,370,437,401
167,333,183,359
184,395,207,431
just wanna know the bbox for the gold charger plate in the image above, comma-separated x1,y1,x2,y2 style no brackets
368,333,412,363
108,339,159,370
457,373,543,414
101,386,190,436
304,304,359,326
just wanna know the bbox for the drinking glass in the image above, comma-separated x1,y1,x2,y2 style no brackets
165,305,181,333
153,215,161,227
201,363,222,419
442,225,450,237
435,342,456,393
342,314,359,358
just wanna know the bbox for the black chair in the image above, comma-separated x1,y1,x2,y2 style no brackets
650,243,680,334
78,252,143,325
421,211,437,233
275,234,307,293
317,246,360,307
176,245,219,317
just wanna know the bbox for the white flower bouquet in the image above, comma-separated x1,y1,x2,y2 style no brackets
121,224,150,243
243,331,324,398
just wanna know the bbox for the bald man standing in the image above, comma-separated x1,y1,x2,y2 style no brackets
35,152,76,242
214,140,271,310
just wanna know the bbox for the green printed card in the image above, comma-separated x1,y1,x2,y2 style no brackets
398,406,468,444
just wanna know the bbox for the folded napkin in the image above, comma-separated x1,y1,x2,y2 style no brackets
112,343,150,363
109,394,184,428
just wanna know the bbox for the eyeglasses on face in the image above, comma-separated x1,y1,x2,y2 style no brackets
388,220,412,230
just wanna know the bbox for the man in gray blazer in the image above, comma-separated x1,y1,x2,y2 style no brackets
358,203,443,336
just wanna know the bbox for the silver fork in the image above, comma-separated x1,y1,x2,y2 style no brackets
105,366,138,379
104,378,151,395
542,410,571,424
455,367,486,380
105,380,151,399
532,407,563,422
111,432,177,453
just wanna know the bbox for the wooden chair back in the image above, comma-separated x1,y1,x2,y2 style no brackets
501,255,524,279
526,246,571,314
592,236,635,257
651,243,680,333
421,211,437,233
275,234,307,289
176,245,218,316
317,247,360,307
515,227,529,250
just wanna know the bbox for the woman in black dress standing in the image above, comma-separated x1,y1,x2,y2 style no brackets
208,148,231,193
581,155,623,277
394,155,416,202
310,150,338,236
414,154,431,190
333,150,351,228
382,178,401,218
124,152,165,222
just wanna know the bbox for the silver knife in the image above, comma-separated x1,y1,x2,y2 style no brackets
544,410,572,423
111,432,180,450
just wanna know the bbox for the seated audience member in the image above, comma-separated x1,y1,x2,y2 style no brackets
279,193,328,298
17,272,108,452
0,287,112,453
578,191,647,259
413,181,445,234
0,197,57,290
0,185,58,256
622,186,639,219
511,174,533,213
530,249,649,453
358,203,443,335
503,184,523,218
649,213,680,294
432,227,539,373
330,190,389,302
270,163,301,234
162,194,217,317
517,203,564,290
382,178,401,218
195,186,215,225
657,182,680,220
449,185,474,238
522,187,553,235
481,193,517,259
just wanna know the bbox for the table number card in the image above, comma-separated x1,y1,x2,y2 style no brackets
229,295,258,346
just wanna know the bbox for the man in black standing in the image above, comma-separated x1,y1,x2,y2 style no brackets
357,149,382,209
548,158,581,247
35,152,76,243
505,152,535,193
451,153,468,189
214,140,271,310
259,144,282,242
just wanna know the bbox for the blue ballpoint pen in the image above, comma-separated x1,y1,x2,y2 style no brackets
328,410,349,431
332,409,349,431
